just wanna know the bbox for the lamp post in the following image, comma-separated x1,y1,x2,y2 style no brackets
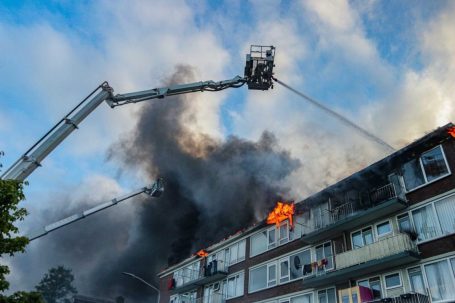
122,272,160,303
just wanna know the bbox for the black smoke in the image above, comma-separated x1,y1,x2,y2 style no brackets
16,65,299,302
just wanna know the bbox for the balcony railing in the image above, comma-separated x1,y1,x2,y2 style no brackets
365,292,430,303
302,183,407,243
173,260,228,293
336,233,418,270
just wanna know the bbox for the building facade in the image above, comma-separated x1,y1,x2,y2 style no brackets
158,123,455,303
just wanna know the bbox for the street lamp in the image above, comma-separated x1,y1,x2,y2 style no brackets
122,272,160,303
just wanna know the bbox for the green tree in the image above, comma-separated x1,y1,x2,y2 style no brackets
0,152,44,302
35,266,77,303
0,177,29,291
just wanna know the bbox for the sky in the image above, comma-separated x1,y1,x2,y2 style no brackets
1,0,455,298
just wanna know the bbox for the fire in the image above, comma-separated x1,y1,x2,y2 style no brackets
196,249,208,257
448,126,455,138
267,202,295,228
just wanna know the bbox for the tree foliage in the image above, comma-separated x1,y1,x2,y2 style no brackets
0,291,45,303
35,266,77,303
0,178,29,291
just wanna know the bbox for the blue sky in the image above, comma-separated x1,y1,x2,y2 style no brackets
1,0,455,293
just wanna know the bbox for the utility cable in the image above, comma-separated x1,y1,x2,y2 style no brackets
272,77,396,153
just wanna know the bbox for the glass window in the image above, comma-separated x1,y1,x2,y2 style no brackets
412,205,440,241
384,273,401,288
268,264,277,287
421,146,449,182
358,277,381,299
397,214,411,232
318,288,336,303
376,221,392,237
352,227,373,249
291,294,312,303
403,159,425,190
238,240,246,261
279,221,289,245
268,228,276,249
280,258,290,283
424,260,455,301
249,265,267,292
408,267,426,294
290,249,311,280
250,231,267,256
315,242,333,271
434,196,455,236
230,245,238,264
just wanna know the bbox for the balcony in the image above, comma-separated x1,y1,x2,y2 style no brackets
303,233,420,288
302,183,407,244
172,260,228,294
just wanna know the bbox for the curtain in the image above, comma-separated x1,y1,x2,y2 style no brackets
424,260,454,301
412,205,439,241
434,196,455,235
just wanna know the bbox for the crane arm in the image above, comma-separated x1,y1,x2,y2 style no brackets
1,45,275,181
28,178,164,241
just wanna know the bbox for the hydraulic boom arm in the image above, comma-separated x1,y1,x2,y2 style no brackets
1,45,275,181
28,178,164,241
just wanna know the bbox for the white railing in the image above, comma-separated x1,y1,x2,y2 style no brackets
174,260,228,288
364,292,430,303
370,183,397,205
336,233,417,270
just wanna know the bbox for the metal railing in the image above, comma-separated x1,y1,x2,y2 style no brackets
370,183,397,205
310,183,399,231
174,260,228,288
336,233,417,270
364,292,430,303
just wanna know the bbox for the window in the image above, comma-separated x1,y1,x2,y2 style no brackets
279,258,290,283
397,214,411,232
384,273,401,289
434,196,455,236
408,267,426,294
424,260,455,302
279,221,290,245
267,264,277,287
249,265,267,292
376,221,392,237
315,242,333,270
352,227,373,249
357,277,381,299
268,228,277,249
402,145,450,191
290,249,311,279
318,288,336,303
291,293,313,303
225,272,244,299
225,239,246,265
250,231,267,256
412,204,439,241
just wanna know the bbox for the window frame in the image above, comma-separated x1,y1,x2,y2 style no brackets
383,271,402,290
403,145,451,193
248,264,268,293
350,226,374,249
356,275,383,299
317,287,336,303
375,220,393,238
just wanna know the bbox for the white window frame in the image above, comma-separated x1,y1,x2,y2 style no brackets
406,265,427,294
356,275,384,298
383,271,402,290
375,220,393,238
267,263,277,287
317,287,336,303
422,258,455,303
351,226,374,249
315,241,334,271
268,227,277,249
403,145,451,193
248,264,268,293
279,257,290,284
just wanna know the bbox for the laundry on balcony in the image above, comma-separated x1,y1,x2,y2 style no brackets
167,278,176,290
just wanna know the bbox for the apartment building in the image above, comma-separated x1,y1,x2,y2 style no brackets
158,123,455,303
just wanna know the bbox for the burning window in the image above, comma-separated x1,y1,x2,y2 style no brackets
267,202,295,227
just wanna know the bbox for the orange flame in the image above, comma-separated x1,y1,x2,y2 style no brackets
448,126,455,138
196,249,208,257
267,202,295,228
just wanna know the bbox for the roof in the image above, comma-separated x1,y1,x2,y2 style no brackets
158,123,454,277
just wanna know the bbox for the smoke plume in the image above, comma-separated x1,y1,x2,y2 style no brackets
80,65,299,300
